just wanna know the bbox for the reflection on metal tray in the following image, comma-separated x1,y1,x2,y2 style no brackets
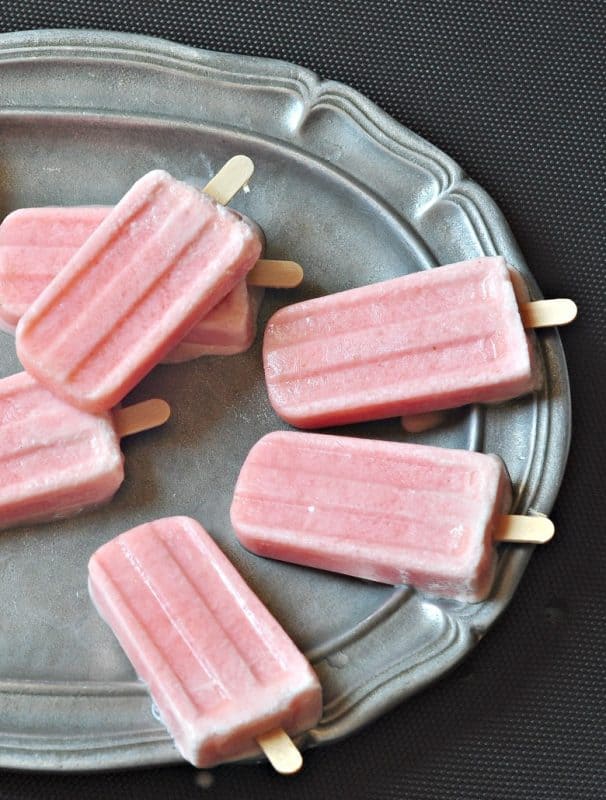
0,29,570,771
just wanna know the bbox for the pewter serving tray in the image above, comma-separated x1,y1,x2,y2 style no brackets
0,30,570,770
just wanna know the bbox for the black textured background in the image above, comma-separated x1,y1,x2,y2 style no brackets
1,1,605,798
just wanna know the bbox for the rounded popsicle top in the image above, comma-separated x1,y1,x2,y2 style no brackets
105,169,261,242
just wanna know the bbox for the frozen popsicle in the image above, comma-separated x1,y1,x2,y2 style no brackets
263,256,577,428
88,516,322,771
231,431,554,603
0,371,170,530
15,160,264,412
165,256,309,360
164,282,265,362
0,204,303,359
400,410,449,434
0,205,108,333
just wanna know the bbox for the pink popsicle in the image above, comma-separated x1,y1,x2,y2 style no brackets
16,170,263,411
231,431,513,603
0,206,108,332
0,205,263,358
88,516,322,768
164,282,264,363
0,371,124,530
263,257,536,428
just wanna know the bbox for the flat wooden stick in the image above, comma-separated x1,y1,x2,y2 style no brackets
401,410,448,434
495,515,554,544
247,260,304,289
256,728,303,775
203,160,304,289
520,299,577,329
203,155,254,205
113,399,171,438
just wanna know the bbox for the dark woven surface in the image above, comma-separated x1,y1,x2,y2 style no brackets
1,1,604,798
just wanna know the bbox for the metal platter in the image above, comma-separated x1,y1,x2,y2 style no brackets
0,30,570,770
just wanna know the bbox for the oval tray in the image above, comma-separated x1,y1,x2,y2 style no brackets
0,29,570,771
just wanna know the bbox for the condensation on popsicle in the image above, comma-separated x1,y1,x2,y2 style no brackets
0,205,264,359
263,257,538,428
16,168,263,412
0,372,169,531
88,516,322,769
231,431,514,603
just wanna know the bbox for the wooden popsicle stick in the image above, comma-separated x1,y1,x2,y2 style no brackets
520,299,577,329
113,399,171,438
256,728,303,775
203,155,254,205
247,260,304,289
203,160,304,289
401,410,448,433
495,514,555,544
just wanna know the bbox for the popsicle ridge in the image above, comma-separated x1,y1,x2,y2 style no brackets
21,182,164,337
241,439,487,490
237,449,493,540
0,418,107,472
78,219,256,392
28,184,211,368
267,320,510,382
266,341,532,425
265,258,504,343
0,207,111,330
0,371,64,419
118,533,257,698
0,206,108,247
0,246,72,324
0,248,64,279
177,519,291,673
88,556,205,729
56,200,218,380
